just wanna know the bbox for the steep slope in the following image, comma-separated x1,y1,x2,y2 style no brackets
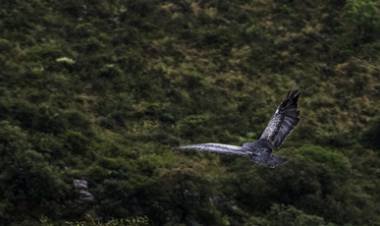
0,0,380,225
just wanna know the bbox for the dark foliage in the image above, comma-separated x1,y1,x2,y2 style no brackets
0,0,379,225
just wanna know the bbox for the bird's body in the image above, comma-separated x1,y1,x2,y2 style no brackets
243,139,286,168
179,90,301,168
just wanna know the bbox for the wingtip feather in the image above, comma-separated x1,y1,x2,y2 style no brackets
288,89,301,100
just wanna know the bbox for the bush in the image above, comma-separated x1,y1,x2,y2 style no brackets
360,117,380,149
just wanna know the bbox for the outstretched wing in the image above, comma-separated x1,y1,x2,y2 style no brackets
259,90,300,148
179,143,250,156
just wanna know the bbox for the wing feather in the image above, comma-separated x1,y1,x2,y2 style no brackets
179,143,249,156
260,90,300,148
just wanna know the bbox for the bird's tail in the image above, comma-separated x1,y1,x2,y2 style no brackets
266,155,287,168
251,154,288,168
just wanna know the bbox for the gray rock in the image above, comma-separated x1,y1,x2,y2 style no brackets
73,179,94,202
73,179,88,190
79,190,95,202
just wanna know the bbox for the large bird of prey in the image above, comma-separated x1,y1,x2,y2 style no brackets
179,90,301,168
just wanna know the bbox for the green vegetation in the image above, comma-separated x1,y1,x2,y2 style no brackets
1,0,380,225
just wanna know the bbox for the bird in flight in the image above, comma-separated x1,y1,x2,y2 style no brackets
179,90,300,168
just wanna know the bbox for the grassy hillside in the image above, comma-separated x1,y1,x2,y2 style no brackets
1,0,380,225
